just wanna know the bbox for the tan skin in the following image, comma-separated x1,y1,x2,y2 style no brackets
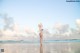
38,23,43,53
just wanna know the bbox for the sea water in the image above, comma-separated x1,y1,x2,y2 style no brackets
0,39,80,53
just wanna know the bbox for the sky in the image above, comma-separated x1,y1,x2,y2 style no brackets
0,0,80,32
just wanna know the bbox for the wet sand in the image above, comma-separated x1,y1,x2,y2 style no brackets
0,42,80,53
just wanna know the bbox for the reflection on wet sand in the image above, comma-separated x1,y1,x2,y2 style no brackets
0,42,80,53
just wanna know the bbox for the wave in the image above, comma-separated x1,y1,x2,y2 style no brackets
0,39,80,43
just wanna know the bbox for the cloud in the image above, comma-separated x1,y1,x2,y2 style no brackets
13,23,19,31
2,30,15,36
76,19,80,28
54,23,69,34
25,26,34,34
0,18,80,40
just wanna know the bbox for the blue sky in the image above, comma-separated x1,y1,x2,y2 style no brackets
0,0,80,32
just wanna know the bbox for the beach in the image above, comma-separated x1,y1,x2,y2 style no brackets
0,42,80,53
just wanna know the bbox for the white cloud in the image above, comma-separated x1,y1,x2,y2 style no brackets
76,19,80,28
54,23,69,34
0,19,80,40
